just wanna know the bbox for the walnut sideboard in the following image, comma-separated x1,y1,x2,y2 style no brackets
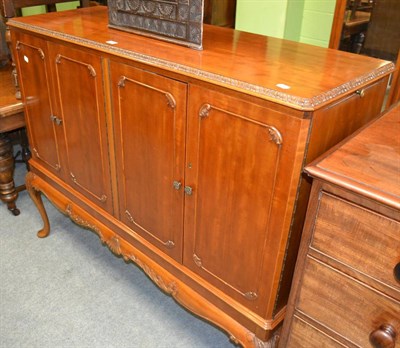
280,103,400,347
8,7,395,347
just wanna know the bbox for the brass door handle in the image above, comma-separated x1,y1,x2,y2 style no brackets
184,186,193,195
173,181,182,190
50,115,62,125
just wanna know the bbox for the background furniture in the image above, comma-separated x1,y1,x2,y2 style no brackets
0,0,90,99
386,50,400,109
280,103,400,347
339,0,373,54
204,0,236,28
330,0,400,61
0,65,28,215
8,6,394,347
362,0,400,62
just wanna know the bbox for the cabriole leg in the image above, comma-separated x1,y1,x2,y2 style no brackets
25,172,50,238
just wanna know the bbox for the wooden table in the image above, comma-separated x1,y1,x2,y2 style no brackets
341,11,370,53
0,65,24,130
0,64,26,215
343,11,370,34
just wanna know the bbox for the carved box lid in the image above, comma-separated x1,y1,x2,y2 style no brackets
108,0,204,49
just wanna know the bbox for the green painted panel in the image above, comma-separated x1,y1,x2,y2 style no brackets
21,1,80,16
304,0,336,12
236,0,335,46
301,11,334,42
236,0,288,38
56,1,81,11
299,0,336,47
21,6,46,16
284,0,305,42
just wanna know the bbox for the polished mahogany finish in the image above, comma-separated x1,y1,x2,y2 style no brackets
9,7,395,347
8,7,394,108
280,103,400,347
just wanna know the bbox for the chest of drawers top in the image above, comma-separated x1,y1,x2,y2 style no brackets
306,103,400,211
8,6,394,111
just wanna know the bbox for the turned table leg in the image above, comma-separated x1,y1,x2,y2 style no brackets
14,128,31,171
25,172,50,238
0,133,20,215
20,129,31,171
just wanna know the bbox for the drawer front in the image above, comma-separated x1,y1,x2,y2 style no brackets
287,316,346,348
311,191,400,291
297,257,400,347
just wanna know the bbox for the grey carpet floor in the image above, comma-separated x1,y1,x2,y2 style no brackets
0,162,236,348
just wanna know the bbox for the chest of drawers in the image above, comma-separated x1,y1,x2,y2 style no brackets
280,104,400,347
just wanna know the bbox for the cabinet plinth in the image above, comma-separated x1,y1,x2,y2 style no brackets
9,6,395,347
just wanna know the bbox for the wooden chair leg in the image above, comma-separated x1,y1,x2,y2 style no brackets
0,133,19,215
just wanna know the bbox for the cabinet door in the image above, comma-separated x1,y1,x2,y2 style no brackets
110,62,187,262
47,43,113,213
14,33,62,176
184,85,307,314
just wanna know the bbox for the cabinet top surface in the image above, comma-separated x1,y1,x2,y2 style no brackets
8,6,394,111
306,103,400,209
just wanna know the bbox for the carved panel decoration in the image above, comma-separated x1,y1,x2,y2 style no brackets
108,0,204,49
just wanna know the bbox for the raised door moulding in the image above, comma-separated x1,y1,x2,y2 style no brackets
108,0,204,49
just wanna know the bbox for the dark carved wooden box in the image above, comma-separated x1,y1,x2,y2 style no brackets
108,0,204,49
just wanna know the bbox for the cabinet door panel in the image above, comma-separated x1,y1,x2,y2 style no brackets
48,44,113,213
184,85,307,313
14,33,61,175
111,62,187,262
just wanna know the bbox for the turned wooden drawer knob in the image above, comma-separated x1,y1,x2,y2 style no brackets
394,262,400,283
369,324,397,348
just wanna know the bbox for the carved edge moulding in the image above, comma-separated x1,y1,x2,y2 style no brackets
7,20,395,110
25,172,282,348
108,0,204,50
